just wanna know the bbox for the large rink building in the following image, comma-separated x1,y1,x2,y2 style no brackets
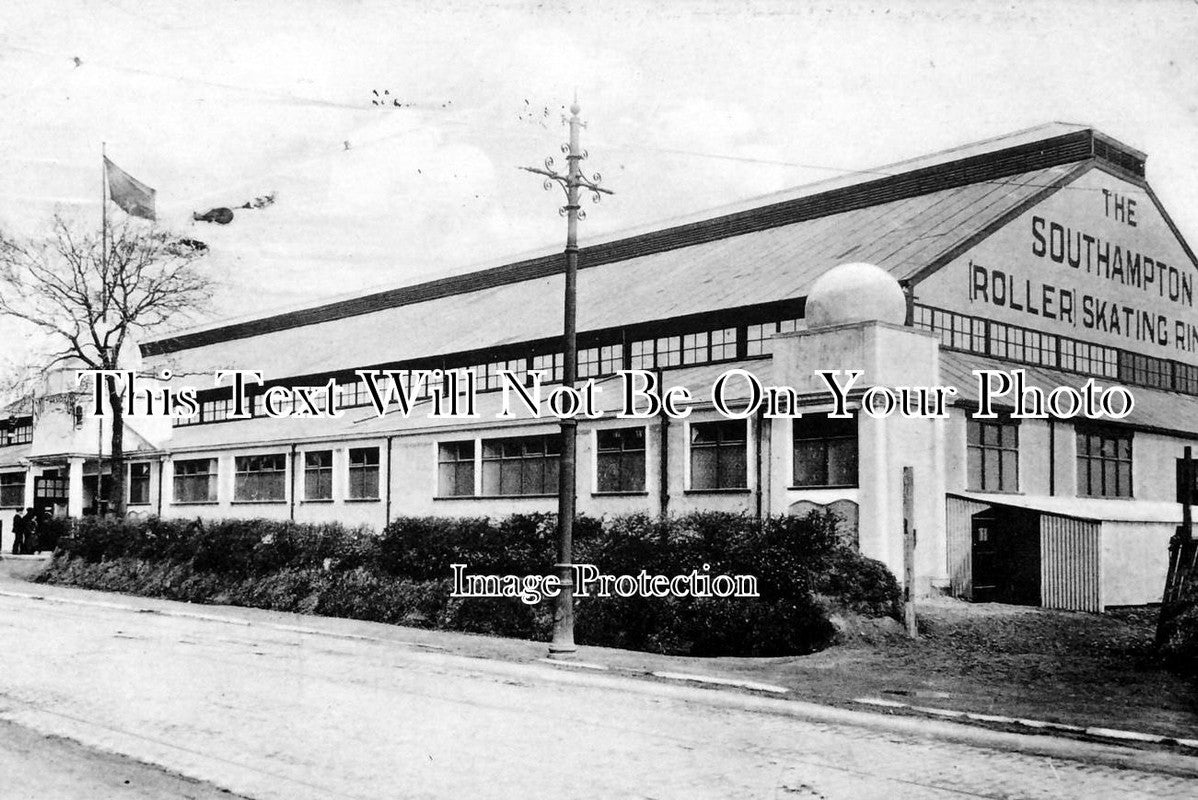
4,122,1197,612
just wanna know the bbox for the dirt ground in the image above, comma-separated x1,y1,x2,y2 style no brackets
699,597,1198,740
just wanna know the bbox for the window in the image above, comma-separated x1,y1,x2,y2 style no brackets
174,458,217,503
793,414,858,488
480,359,526,391
710,327,738,360
746,323,773,356
967,419,1019,492
438,441,476,497
596,427,646,493
482,434,561,496
1,418,33,446
0,472,24,508
630,337,680,370
204,397,233,422
578,345,622,378
348,447,380,500
531,352,564,383
338,378,370,408
304,451,333,500
128,462,151,505
690,420,747,490
234,454,287,502
1077,427,1132,498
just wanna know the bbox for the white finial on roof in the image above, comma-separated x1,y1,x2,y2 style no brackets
805,262,906,328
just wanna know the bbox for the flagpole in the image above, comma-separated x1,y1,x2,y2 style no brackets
101,142,107,269
100,141,108,515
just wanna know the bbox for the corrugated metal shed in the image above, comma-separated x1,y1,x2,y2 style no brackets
146,163,1080,381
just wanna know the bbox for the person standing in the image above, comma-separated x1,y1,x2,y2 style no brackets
12,510,27,555
23,508,39,555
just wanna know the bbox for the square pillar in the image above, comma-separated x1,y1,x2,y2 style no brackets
22,465,36,510
67,457,84,517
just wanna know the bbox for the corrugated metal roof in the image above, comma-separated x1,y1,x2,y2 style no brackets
0,443,33,470
940,350,1198,437
148,162,1081,381
948,491,1182,523
148,123,1135,357
164,360,775,451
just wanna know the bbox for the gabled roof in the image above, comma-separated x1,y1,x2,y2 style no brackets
142,124,1149,381
145,162,1089,380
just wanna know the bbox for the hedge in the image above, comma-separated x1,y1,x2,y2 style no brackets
40,511,900,657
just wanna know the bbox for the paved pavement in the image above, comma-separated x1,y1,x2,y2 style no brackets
0,572,1196,798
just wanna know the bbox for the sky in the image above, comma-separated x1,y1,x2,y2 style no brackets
2,0,1198,381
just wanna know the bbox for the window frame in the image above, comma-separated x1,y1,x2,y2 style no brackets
303,450,334,502
1076,425,1133,498
347,447,381,501
966,417,1020,493
0,472,25,508
688,419,749,491
173,458,218,504
791,414,859,489
481,434,562,497
595,426,647,494
233,453,288,503
128,462,152,506
437,441,477,497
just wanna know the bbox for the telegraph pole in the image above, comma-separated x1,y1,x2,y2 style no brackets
521,97,613,656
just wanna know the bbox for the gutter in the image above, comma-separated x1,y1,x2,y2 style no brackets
156,456,165,517
289,443,297,521
385,436,394,527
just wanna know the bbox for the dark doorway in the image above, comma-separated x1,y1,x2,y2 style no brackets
34,475,69,512
971,507,1041,605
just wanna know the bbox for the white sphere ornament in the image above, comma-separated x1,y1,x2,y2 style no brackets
805,262,906,328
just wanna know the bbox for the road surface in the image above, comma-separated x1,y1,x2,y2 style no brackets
0,580,1194,799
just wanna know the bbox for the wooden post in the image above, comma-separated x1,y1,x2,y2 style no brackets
902,466,917,639
1158,446,1193,645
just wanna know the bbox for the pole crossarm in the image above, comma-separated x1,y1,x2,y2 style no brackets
519,98,615,656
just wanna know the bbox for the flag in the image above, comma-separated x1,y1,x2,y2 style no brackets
104,157,156,220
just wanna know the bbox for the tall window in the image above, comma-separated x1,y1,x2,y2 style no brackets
348,447,380,500
482,434,561,496
438,441,476,497
128,462,151,505
967,419,1019,492
690,420,747,490
793,414,858,488
174,458,217,503
596,427,646,493
0,472,24,508
234,454,287,502
1077,427,1133,498
304,451,333,500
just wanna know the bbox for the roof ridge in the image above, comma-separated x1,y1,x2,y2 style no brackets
142,125,1128,357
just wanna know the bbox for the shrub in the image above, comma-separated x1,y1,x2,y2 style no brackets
42,509,900,658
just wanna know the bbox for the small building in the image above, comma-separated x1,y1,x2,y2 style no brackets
3,122,1196,611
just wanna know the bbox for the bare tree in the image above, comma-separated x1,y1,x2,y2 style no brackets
0,216,210,516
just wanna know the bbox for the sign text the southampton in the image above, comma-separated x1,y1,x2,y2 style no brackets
964,187,1198,353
